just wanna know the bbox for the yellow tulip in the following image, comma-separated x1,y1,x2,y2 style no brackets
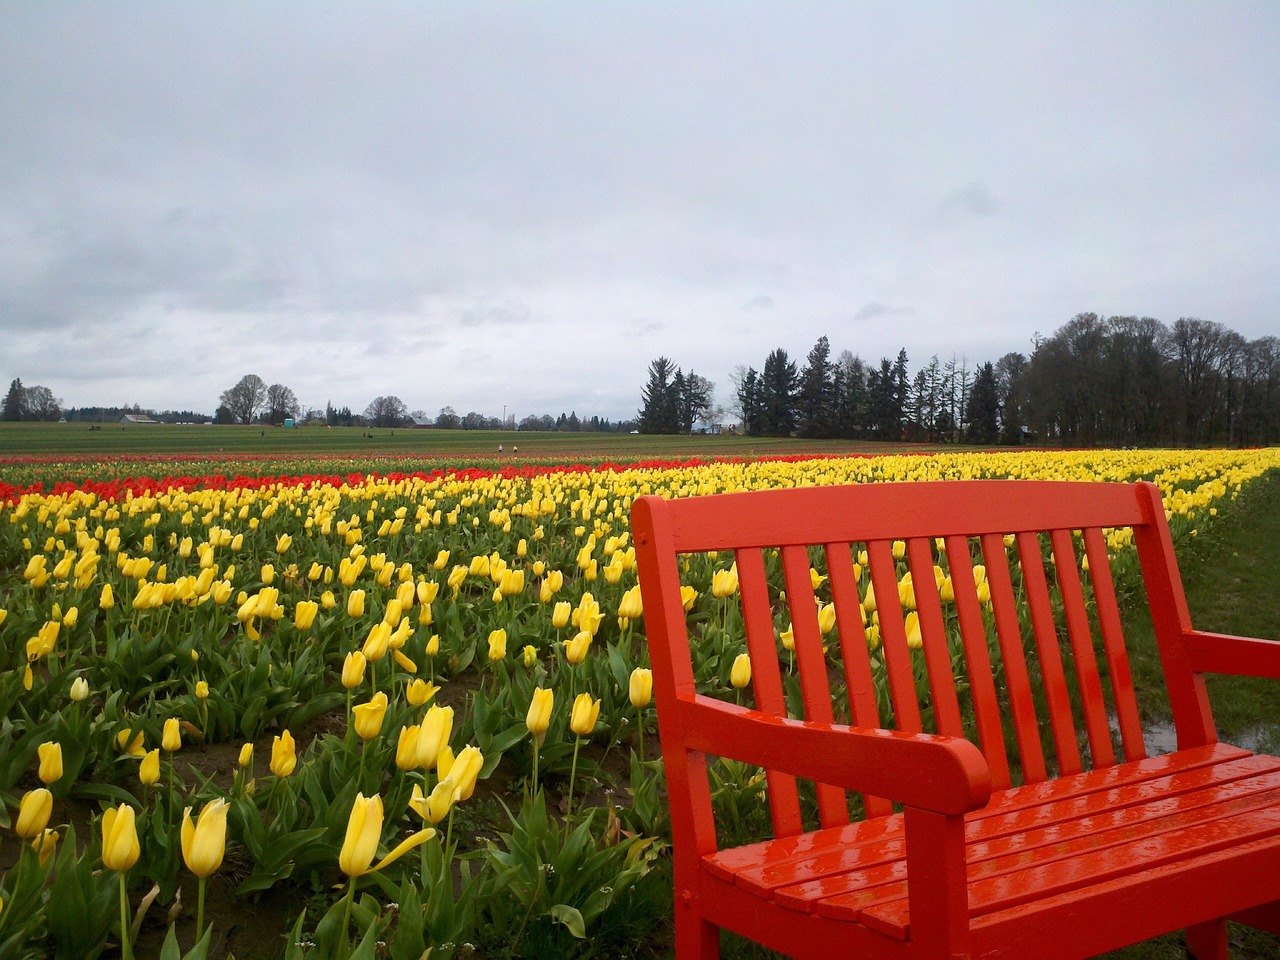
417,705,454,768
294,600,319,631
629,668,653,709
406,678,438,706
409,779,455,824
618,585,643,620
339,792,435,879
382,598,403,628
31,828,59,867
448,745,484,801
426,633,440,656
270,730,297,777
321,590,337,609
101,803,140,872
139,748,161,786
238,742,254,768
904,611,923,649
181,799,229,877
162,717,182,752
341,650,367,689
352,691,389,741
117,728,145,756
817,602,837,636
526,687,554,737
565,630,592,665
362,622,391,662
195,680,209,700
347,589,366,618
522,644,539,668
62,606,78,627
275,533,292,553
15,788,53,839
711,567,739,598
551,601,572,629
730,653,752,689
487,628,507,662
37,741,63,785
569,693,600,737
70,676,89,701
395,724,422,770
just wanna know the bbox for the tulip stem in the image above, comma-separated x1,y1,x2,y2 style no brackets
339,876,357,960
196,875,207,943
531,737,540,797
118,872,134,960
636,709,645,767
567,737,582,819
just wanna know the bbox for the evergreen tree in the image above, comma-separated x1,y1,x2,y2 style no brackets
796,336,834,437
638,357,681,434
759,349,798,436
966,362,1001,444
2,378,25,421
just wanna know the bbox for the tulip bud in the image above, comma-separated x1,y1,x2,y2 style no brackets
730,653,752,689
569,693,600,737
449,745,484,801
521,644,538,668
37,741,63,785
99,584,115,610
395,724,422,771
425,634,440,656
101,803,141,872
139,748,161,786
565,630,592,665
162,717,182,752
417,705,455,769
341,651,367,689
629,668,653,709
270,730,297,777
294,600,319,631
526,687,554,737
15,788,53,838
181,799,229,877
339,793,383,878
487,629,507,662
195,680,209,700
352,691,389,741
347,589,366,619
551,601,572,629
69,676,90,701
238,742,254,768
32,828,59,867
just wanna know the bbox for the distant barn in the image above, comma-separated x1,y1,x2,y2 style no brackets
120,414,159,424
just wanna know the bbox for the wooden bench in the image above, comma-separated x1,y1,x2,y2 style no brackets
632,480,1280,959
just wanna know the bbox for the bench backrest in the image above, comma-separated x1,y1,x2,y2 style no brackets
632,479,1215,841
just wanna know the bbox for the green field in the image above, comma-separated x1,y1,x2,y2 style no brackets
0,421,949,460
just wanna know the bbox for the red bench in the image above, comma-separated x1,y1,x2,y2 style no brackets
632,480,1280,959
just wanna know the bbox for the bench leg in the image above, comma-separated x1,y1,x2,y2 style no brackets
675,905,720,960
1185,918,1228,960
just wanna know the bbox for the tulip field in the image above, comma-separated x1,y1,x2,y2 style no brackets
1,445,1279,959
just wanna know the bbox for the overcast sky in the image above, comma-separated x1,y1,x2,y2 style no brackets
2,2,1277,422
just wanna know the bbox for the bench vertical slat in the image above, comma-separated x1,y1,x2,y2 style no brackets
1051,529,1117,768
736,546,805,837
1018,531,1084,776
907,537,966,738
945,534,1013,790
1134,481,1218,750
781,544,851,828
867,539,924,734
982,532,1049,783
1082,527,1146,762
825,540,894,818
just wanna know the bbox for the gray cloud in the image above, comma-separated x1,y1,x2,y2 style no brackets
1,2,1277,419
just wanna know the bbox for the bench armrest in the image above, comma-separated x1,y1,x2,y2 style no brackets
673,695,992,815
1185,630,1280,679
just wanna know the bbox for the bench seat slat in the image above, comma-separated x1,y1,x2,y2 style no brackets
859,795,1280,939
703,748,1273,901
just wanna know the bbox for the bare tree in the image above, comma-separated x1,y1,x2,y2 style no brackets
364,396,409,428
219,374,268,424
265,383,301,425
23,384,63,421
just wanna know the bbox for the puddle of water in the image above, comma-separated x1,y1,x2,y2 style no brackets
1122,718,1278,757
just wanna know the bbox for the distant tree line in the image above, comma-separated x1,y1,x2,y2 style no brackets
637,315,1279,447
